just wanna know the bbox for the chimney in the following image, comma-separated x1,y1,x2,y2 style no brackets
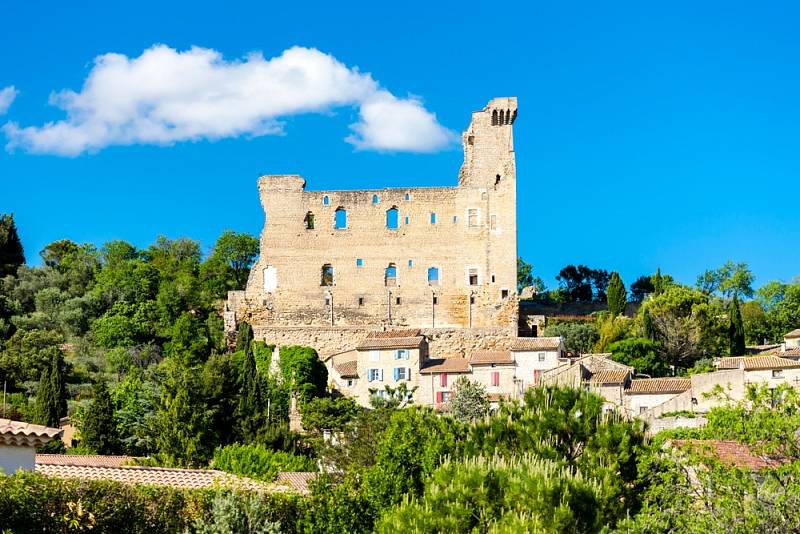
781,342,787,353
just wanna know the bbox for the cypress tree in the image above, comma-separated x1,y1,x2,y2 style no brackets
652,268,664,296
48,348,67,420
729,295,746,356
607,272,627,316
642,308,655,340
0,213,25,278
235,321,254,353
81,381,120,454
34,366,59,427
236,334,265,440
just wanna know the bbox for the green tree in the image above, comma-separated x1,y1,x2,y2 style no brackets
34,366,58,427
653,268,664,296
207,231,259,290
594,314,633,352
235,321,254,353
48,347,67,420
278,346,327,403
0,213,25,278
607,272,627,316
630,275,655,302
301,396,361,434
516,257,546,295
697,261,755,300
608,337,666,376
728,295,746,356
446,376,489,422
236,332,266,441
81,381,120,454
542,321,599,355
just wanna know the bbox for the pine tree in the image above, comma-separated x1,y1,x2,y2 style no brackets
81,381,120,454
729,295,746,356
607,272,627,316
0,213,25,278
236,332,265,440
34,366,59,427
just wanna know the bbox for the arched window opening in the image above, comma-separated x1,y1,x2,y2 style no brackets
499,110,505,124
505,109,511,124
335,207,347,229
323,195,329,206
304,211,315,230
427,267,440,286
491,109,498,125
372,194,379,204
321,264,334,286
404,192,411,201
385,263,397,287
386,207,399,229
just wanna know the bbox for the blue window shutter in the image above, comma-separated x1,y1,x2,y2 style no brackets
394,368,399,381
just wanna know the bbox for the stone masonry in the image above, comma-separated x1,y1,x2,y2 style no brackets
227,98,521,357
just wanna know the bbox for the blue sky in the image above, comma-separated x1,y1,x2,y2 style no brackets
1,0,798,290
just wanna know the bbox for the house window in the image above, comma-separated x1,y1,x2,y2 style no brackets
491,274,496,284
367,368,383,382
369,350,379,362
773,369,784,378
321,264,334,286
491,371,500,387
356,258,363,267
430,212,437,225
386,207,399,229
394,367,410,381
436,391,449,404
467,209,478,227
335,207,347,229
304,211,315,229
385,264,397,286
346,378,355,388
538,353,545,362
372,194,379,204
639,406,648,414
395,349,409,360
427,267,440,286
468,268,479,286
323,195,329,205
440,373,448,387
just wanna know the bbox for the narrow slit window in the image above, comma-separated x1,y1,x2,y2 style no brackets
408,259,413,268
334,207,347,229
321,264,334,286
386,207,399,229
404,216,409,225
372,194,379,204
396,297,401,305
404,192,410,201
323,195,329,206
385,263,397,286
427,267,440,286
358,297,364,306
430,212,437,225
304,211,315,230
432,295,438,305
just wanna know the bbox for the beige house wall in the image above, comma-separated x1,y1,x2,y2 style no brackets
513,349,563,388
470,364,519,398
626,392,682,415
419,369,472,407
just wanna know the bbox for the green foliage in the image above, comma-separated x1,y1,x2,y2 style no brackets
556,264,610,303
517,257,546,295
193,489,289,534
608,337,667,376
80,381,120,454
212,443,316,482
376,454,603,534
299,474,374,534
0,213,25,278
368,382,417,409
728,295,746,356
696,260,755,300
594,313,633,352
236,333,267,440
606,272,627,316
301,396,361,433
34,366,58,427
630,275,655,302
446,376,489,422
542,321,599,355
0,328,64,385
278,345,328,402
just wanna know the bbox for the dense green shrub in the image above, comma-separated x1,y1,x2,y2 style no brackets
213,443,317,481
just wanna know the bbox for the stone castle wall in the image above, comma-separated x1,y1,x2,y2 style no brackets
230,97,520,334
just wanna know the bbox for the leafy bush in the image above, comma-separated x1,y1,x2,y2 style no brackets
278,346,327,402
213,443,317,481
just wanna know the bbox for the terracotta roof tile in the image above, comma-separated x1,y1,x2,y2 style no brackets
781,347,800,358
273,472,317,494
36,464,263,490
333,360,358,378
784,329,800,339
746,343,782,355
510,337,562,351
741,356,800,370
365,329,421,339
588,369,630,384
37,455,134,468
0,418,62,446
470,350,514,365
420,358,471,374
356,336,424,350
717,356,747,369
627,378,691,395
671,440,787,470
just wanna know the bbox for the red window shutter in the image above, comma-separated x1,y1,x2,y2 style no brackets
440,373,448,387
436,391,443,404
533,369,540,385
491,371,499,387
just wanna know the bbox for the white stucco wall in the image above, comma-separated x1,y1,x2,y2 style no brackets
0,444,35,474
513,350,562,387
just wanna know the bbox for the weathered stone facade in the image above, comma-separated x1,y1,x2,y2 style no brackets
227,97,519,350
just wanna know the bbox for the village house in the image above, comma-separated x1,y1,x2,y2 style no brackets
0,419,61,474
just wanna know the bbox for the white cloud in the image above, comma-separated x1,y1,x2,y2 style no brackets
2,45,455,156
0,86,17,115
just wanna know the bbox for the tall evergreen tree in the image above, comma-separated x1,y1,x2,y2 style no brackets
235,321,254,353
729,295,746,356
642,308,656,340
0,213,25,278
652,268,664,296
34,366,59,427
236,333,265,440
607,272,627,316
81,381,120,454
48,347,67,420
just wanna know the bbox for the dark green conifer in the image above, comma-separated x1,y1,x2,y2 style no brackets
607,272,627,316
729,295,746,356
0,213,25,278
81,381,120,454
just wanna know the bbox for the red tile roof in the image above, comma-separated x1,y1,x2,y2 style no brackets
333,360,358,378
420,358,471,374
36,464,263,490
509,337,562,351
365,329,421,339
741,356,800,370
273,472,317,494
37,455,134,468
627,377,691,395
589,369,630,384
671,440,787,470
469,350,514,365
356,336,424,350
0,418,62,447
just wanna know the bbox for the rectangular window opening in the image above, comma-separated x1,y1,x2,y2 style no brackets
431,212,437,225
358,297,364,306
356,258,363,267
467,209,478,228
396,297,402,305
501,289,509,299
